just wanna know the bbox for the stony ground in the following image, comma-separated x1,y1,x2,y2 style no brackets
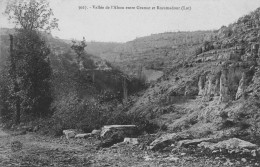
0,129,258,167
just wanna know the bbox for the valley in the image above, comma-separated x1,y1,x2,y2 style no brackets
0,1,260,167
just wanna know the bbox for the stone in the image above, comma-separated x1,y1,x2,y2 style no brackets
11,124,16,129
98,125,138,148
63,130,76,139
224,159,233,166
198,138,257,150
112,141,127,148
143,155,153,161
177,138,213,147
149,132,192,151
166,156,179,162
91,129,101,135
100,125,137,139
242,149,250,153
98,130,125,148
75,133,92,138
33,126,39,132
123,138,139,145
251,150,257,157
241,158,247,163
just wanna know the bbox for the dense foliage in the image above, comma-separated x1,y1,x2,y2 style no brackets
0,29,53,124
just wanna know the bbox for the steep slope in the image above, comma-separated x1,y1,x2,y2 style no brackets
0,28,142,104
99,31,216,82
128,7,260,139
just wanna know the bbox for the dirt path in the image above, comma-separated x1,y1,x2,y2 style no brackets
0,131,258,167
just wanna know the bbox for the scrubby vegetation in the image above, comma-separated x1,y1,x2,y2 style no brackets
0,0,150,136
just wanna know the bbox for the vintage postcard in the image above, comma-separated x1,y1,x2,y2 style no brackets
0,0,260,166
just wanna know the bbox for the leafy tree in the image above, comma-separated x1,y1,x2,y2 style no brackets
71,37,87,70
5,0,59,32
1,0,58,124
14,29,53,118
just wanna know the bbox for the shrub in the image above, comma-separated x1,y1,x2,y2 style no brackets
45,92,159,136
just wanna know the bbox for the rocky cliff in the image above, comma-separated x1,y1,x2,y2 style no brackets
126,7,260,139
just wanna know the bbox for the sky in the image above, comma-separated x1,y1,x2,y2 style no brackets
0,0,260,42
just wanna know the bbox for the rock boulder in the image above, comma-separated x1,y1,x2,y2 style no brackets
100,125,138,139
149,132,192,151
124,138,139,145
98,125,138,148
91,129,101,136
63,130,76,139
198,138,258,150
75,133,93,138
177,138,214,147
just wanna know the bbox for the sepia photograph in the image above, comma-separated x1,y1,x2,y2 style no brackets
0,0,260,166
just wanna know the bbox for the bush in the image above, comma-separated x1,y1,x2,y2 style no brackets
45,92,159,136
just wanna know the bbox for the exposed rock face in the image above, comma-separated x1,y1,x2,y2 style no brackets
149,132,192,151
198,138,258,150
197,65,245,103
219,68,230,103
177,138,214,147
201,41,214,53
119,7,260,141
184,79,199,96
251,43,259,56
236,72,246,99
204,73,221,97
198,74,206,96
198,73,219,97
218,26,232,39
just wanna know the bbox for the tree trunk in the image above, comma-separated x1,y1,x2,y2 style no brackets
9,34,21,125
15,83,21,125
123,77,128,103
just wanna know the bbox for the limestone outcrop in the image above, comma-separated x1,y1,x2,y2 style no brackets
219,69,231,103
198,138,258,150
236,72,246,99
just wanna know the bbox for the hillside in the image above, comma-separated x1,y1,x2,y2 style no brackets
1,4,260,167
125,7,260,141
0,28,147,133
98,31,216,83
0,28,143,98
